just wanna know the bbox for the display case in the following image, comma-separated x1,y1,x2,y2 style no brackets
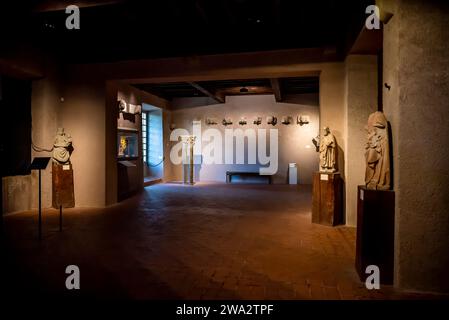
117,130,139,159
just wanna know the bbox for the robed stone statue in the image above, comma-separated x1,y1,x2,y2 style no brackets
52,128,73,164
319,127,337,173
365,111,391,190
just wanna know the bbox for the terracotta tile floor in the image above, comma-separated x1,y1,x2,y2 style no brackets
1,183,434,299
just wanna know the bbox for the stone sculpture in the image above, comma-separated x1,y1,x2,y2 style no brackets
281,116,293,125
52,128,73,164
365,111,391,190
312,134,320,152
239,117,247,125
253,117,262,125
222,118,233,126
267,116,277,126
319,127,337,173
118,99,127,113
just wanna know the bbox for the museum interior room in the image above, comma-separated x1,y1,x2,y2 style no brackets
1,0,448,304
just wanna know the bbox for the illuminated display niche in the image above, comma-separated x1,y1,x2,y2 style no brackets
117,130,139,159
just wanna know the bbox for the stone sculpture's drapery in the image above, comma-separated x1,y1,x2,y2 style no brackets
365,111,391,190
52,128,73,164
319,127,337,173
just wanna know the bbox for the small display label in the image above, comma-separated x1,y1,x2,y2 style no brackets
320,174,328,181
63,165,71,171
360,189,364,200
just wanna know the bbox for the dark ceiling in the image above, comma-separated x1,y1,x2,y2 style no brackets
0,0,372,63
134,76,319,102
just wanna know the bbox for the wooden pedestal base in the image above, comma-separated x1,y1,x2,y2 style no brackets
355,186,395,284
52,162,75,209
312,172,343,226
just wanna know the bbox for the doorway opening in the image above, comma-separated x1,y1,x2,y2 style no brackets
142,103,164,185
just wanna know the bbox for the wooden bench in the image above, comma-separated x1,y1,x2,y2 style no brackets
226,171,272,184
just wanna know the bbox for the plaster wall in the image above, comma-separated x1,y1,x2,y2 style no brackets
2,64,61,213
382,0,401,291
383,0,449,293
319,64,346,181
162,108,173,182
344,55,378,226
60,77,106,207
2,175,32,214
2,63,110,212
170,94,319,184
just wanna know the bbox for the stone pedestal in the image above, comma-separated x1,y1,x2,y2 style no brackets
312,172,343,226
182,163,194,185
355,186,395,284
52,162,75,208
180,135,196,185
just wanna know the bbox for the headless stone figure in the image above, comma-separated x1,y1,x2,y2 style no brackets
53,128,73,164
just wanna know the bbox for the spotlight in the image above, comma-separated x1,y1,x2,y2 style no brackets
240,87,249,93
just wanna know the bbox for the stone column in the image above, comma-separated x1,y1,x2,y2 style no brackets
382,0,449,293
344,55,378,226
180,135,196,185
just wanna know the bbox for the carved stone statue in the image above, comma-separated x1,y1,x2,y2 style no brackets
118,99,127,113
319,127,337,173
312,134,320,152
365,111,390,190
52,128,73,164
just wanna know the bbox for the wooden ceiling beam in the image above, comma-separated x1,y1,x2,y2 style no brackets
216,86,273,96
187,82,225,103
33,0,124,12
270,78,282,102
194,0,209,24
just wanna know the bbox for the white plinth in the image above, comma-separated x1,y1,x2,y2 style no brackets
289,163,297,184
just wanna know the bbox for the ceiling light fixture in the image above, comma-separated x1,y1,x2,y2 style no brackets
240,87,249,93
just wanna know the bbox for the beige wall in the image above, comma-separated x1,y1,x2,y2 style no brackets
162,108,173,182
344,55,378,226
319,63,346,182
170,94,320,184
313,57,378,227
382,0,401,291
2,60,110,212
383,0,449,293
2,176,32,214
60,77,106,207
4,69,116,211
2,62,61,213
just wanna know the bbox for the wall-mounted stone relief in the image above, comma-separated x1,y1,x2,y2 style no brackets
267,116,277,126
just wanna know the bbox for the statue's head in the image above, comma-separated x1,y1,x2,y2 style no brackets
367,111,387,130
323,126,330,135
57,127,65,136
118,99,127,112
372,112,387,129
